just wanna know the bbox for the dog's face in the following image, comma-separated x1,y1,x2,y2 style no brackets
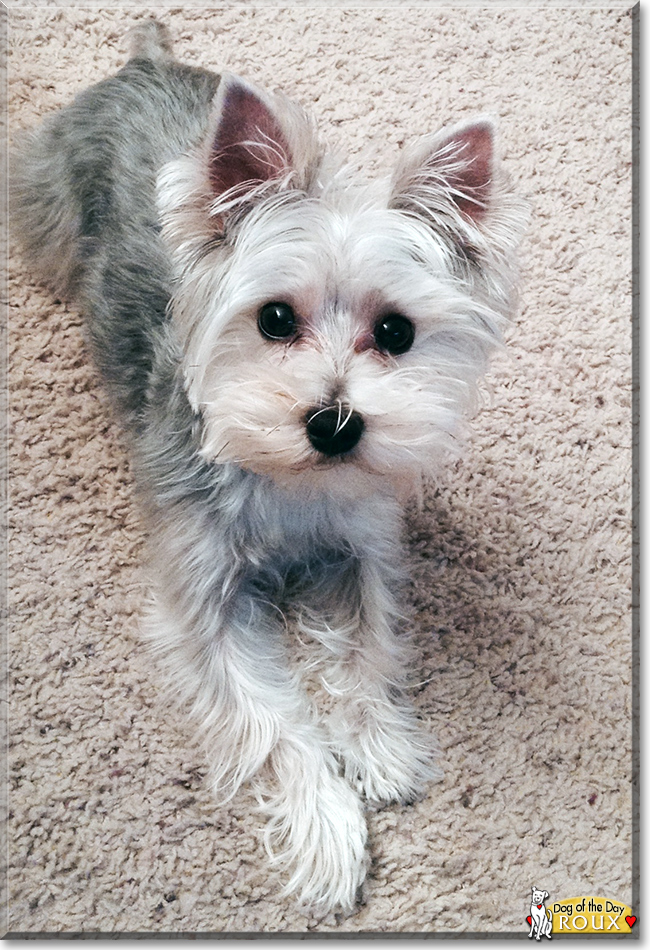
531,888,548,905
159,75,526,496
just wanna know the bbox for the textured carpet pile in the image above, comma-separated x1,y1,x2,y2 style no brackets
7,3,635,935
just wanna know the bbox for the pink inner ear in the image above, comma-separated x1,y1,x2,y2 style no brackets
444,122,493,222
209,80,292,196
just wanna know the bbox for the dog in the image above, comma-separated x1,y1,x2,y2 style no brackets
529,888,553,940
11,20,526,913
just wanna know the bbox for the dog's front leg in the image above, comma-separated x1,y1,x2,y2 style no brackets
148,576,368,913
297,551,441,807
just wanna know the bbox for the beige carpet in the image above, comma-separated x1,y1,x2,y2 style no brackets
7,2,636,935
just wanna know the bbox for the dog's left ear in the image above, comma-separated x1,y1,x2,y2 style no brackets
390,117,528,307
389,116,526,256
390,118,495,227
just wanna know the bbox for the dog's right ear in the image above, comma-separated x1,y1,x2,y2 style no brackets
157,74,321,262
208,75,293,197
206,74,320,213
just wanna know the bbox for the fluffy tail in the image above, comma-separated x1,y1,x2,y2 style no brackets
10,19,176,301
127,19,174,62
10,126,84,299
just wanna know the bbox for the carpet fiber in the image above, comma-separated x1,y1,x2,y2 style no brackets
7,2,635,934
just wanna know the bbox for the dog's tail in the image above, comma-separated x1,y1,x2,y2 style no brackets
127,19,174,62
10,18,176,302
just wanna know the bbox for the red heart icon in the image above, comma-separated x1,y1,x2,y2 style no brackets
537,904,542,909
625,916,636,928
526,916,532,926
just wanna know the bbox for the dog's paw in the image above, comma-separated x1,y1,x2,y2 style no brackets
256,751,370,913
335,705,442,806
347,743,441,807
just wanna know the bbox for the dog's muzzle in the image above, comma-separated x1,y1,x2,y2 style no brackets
305,405,364,457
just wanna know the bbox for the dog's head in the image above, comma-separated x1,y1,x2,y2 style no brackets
531,887,549,905
158,74,527,498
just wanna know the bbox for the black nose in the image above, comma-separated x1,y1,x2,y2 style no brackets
305,405,364,456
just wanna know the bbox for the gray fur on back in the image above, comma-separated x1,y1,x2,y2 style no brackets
12,22,220,428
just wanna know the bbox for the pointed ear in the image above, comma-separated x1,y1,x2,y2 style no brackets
156,74,321,268
208,74,294,198
389,117,497,229
439,119,494,223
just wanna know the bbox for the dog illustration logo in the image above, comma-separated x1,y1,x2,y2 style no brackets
528,887,553,940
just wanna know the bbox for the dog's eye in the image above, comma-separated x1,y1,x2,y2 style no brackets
373,314,415,355
258,302,297,341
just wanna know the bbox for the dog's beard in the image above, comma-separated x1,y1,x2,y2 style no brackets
186,320,487,498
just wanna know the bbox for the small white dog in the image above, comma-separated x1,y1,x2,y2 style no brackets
529,887,553,940
12,20,526,912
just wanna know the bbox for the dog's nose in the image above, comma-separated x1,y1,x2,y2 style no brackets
305,405,364,456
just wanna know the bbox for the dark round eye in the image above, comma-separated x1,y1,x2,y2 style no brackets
258,302,297,341
373,314,415,355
